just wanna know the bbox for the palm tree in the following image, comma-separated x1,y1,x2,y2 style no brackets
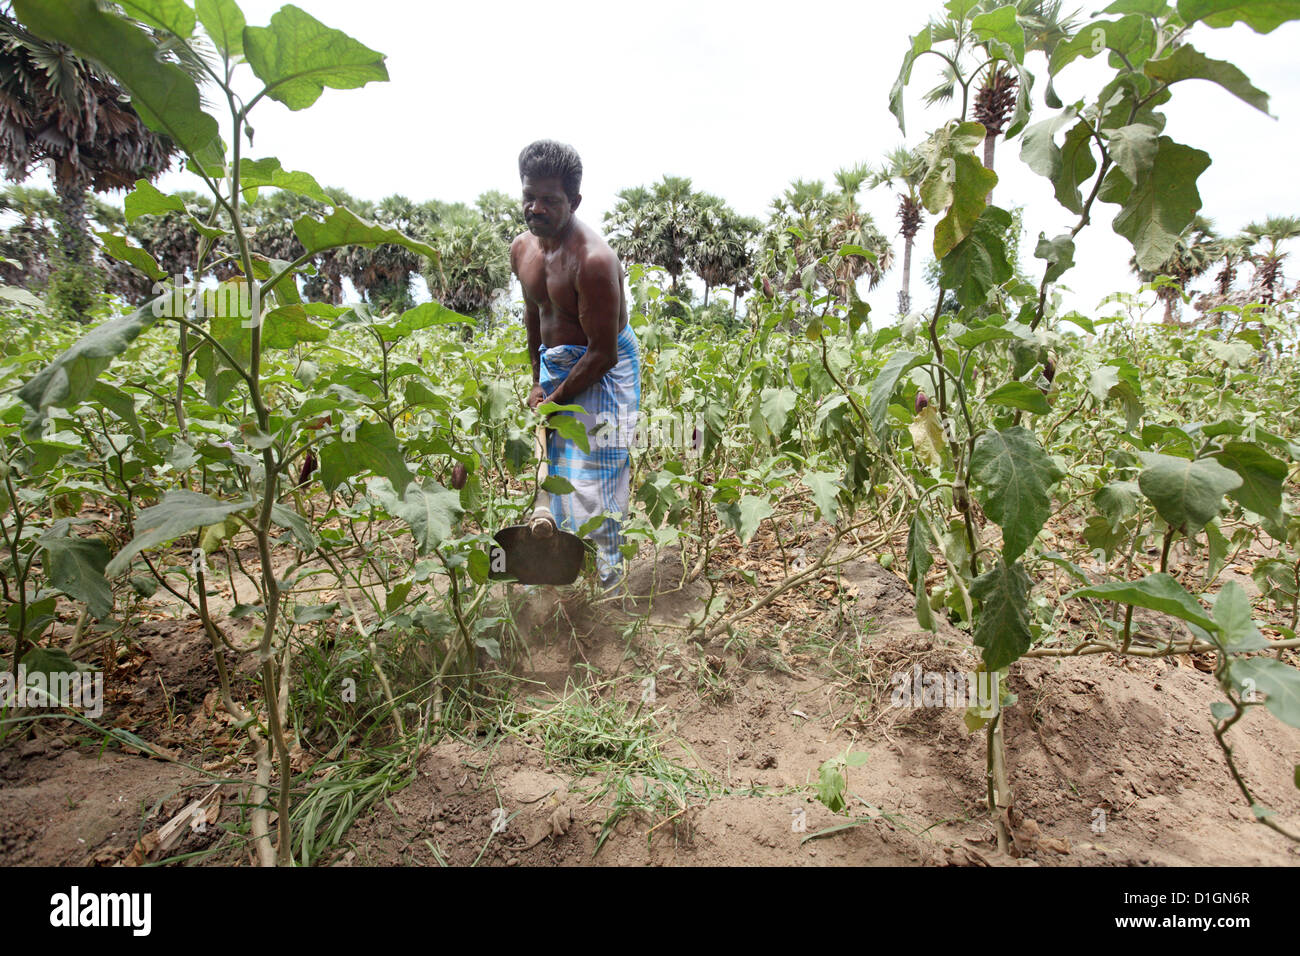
1129,215,1219,325
760,178,831,296
1241,215,1300,304
604,176,702,297
422,218,510,322
759,174,892,307
0,5,182,317
871,146,928,315
336,196,420,314
827,164,893,303
687,194,759,313
604,185,658,271
475,189,525,245
0,184,57,287
1211,235,1251,297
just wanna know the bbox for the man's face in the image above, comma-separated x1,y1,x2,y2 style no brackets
521,175,578,238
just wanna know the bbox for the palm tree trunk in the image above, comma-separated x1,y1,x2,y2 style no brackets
1162,295,1176,326
900,236,914,316
703,282,710,308
56,180,93,268
983,134,997,202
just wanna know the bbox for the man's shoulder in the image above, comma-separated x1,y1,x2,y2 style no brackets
574,221,621,272
509,231,536,258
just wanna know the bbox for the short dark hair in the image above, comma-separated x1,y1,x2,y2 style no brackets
518,140,582,202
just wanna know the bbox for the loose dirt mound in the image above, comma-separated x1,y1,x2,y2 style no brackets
2,558,1297,867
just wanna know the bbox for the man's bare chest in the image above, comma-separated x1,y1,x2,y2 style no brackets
519,252,579,315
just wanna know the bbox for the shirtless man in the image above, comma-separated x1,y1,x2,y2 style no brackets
509,140,641,590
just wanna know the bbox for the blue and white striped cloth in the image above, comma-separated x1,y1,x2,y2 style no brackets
539,323,641,586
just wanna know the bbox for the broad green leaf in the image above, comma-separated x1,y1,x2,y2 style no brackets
1204,517,1229,584
1210,581,1269,652
921,122,998,259
636,472,687,528
1020,107,1078,180
1110,136,1212,271
1065,572,1218,632
40,532,113,620
868,351,924,442
1204,338,1254,367
738,495,773,543
124,179,185,222
914,584,936,631
1229,658,1300,727
244,4,388,111
1137,451,1241,533
836,244,879,263
196,0,245,56
717,494,772,544
803,471,843,523
384,481,462,554
13,0,224,170
1095,480,1141,528
467,549,490,585
972,559,1034,670
261,305,331,350
1211,441,1286,527
1177,0,1300,33
319,420,412,495
972,5,1026,62
199,516,240,554
938,206,1013,307
970,426,1063,561
1107,123,1160,185
1088,360,1144,429
542,475,575,495
759,387,797,436
19,298,162,412
382,581,413,615
19,646,86,687
986,381,1050,415
1034,232,1076,284
105,491,254,577
117,0,194,35
482,381,515,422
269,503,317,552
888,24,933,134
239,157,332,204
547,413,590,454
89,381,141,434
8,596,57,644
1049,15,1157,74
953,326,1017,348
0,286,43,309
1053,122,1097,214
292,602,338,624
376,300,474,339
1144,43,1272,115
293,206,438,262
96,232,166,282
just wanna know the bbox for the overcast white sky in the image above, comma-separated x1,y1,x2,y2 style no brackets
144,0,1300,321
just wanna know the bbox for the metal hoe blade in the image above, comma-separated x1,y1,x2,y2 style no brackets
489,521,587,586
489,423,588,586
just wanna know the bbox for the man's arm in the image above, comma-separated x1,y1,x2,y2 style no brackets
544,249,620,406
511,235,546,407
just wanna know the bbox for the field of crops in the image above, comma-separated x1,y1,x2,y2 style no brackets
1,0,1298,873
